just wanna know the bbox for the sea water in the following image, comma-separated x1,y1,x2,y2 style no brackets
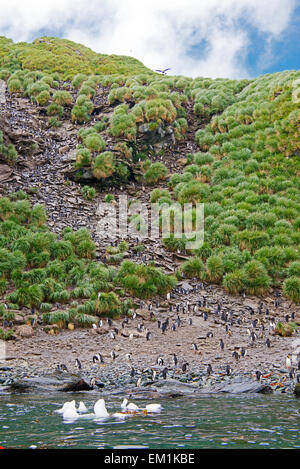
0,393,299,449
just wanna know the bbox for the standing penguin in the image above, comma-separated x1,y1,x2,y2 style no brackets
75,358,82,370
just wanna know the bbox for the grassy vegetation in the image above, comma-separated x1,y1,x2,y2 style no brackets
0,195,176,329
0,36,154,78
0,130,18,164
0,36,299,302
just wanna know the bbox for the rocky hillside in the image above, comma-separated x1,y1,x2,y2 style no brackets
0,36,299,341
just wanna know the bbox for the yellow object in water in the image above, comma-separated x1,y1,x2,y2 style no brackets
142,409,147,415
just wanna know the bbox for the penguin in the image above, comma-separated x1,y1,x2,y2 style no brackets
130,367,135,378
136,376,142,387
75,358,82,370
192,343,198,351
232,351,239,360
240,347,247,357
255,370,262,381
107,318,113,327
157,356,164,366
110,351,116,360
286,354,292,369
161,322,167,334
289,368,295,379
110,332,116,340
125,353,132,361
206,331,213,338
182,362,189,373
92,353,100,364
266,338,271,348
171,324,176,331
146,331,151,341
173,353,178,366
57,364,68,372
220,338,224,350
188,318,193,325
98,319,103,328
207,364,213,376
226,365,232,376
162,367,168,379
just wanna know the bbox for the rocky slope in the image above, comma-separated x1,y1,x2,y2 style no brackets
0,37,299,395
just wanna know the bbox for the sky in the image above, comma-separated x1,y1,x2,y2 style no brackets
0,0,299,79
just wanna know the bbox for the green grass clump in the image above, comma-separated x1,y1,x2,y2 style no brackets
0,328,15,340
283,276,300,303
0,131,18,165
118,260,176,298
180,257,206,280
52,90,73,106
92,152,115,179
144,162,168,184
81,185,96,200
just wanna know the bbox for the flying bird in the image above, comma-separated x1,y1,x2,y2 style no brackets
155,68,171,75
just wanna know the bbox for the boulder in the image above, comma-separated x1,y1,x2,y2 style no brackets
205,377,273,394
15,325,34,338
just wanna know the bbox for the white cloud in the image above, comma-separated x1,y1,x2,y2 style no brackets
0,0,297,78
